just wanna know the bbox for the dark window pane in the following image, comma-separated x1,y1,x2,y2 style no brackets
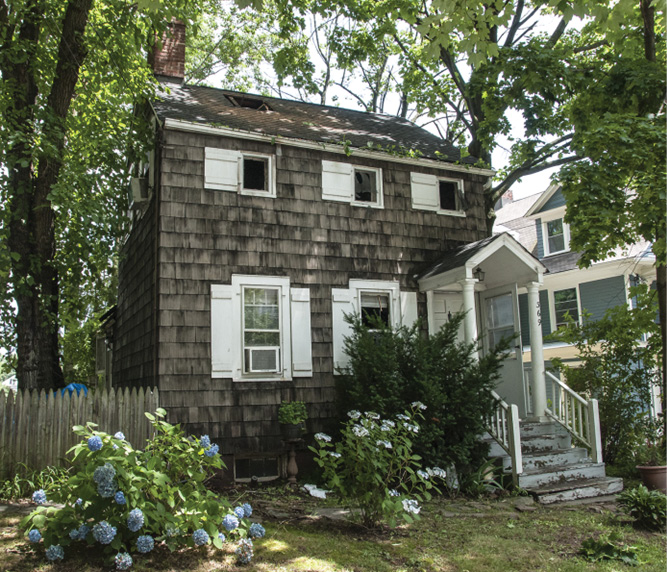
439,180,458,211
243,158,267,190
360,293,390,327
354,169,377,202
554,288,579,327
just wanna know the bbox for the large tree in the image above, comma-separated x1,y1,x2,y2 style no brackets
0,1,198,390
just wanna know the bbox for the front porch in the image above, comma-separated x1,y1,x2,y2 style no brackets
417,234,621,502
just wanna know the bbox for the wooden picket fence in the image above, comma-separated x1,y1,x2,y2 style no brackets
0,386,160,479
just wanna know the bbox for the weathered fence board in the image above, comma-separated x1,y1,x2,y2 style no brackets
0,387,160,479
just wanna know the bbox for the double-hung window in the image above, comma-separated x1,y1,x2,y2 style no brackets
553,287,579,328
321,160,383,207
331,280,418,370
211,276,312,381
542,217,570,255
410,172,466,216
205,147,275,197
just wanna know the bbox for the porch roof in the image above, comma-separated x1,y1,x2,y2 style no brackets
416,233,546,291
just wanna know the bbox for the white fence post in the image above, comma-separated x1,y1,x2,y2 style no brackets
588,398,603,464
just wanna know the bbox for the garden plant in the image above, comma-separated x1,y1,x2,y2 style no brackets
309,403,446,527
336,312,508,477
21,408,266,569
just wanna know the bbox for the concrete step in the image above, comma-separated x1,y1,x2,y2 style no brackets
518,462,607,489
529,477,624,505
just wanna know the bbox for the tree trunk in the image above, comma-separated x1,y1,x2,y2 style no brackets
4,0,93,390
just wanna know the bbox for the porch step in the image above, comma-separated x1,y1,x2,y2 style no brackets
529,477,624,505
485,420,623,504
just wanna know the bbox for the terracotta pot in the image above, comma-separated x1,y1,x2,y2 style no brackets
636,465,667,494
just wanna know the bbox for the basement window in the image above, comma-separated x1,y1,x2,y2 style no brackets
234,456,279,482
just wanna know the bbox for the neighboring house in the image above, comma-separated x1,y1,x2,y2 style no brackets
494,184,658,414
108,23,618,499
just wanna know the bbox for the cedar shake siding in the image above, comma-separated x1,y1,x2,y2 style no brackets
114,199,156,388
114,125,490,457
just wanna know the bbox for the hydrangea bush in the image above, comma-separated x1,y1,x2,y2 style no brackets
309,403,446,527
22,408,264,568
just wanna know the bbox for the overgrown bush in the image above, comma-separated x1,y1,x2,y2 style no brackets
618,485,667,531
336,312,508,475
308,404,445,527
549,285,663,470
22,409,264,568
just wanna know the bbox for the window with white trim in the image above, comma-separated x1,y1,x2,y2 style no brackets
211,276,312,381
331,280,418,371
322,160,383,207
542,217,570,255
205,147,275,197
410,172,465,216
553,287,579,329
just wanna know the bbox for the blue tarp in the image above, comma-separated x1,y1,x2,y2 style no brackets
56,383,88,397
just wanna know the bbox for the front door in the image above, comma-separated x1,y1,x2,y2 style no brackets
480,284,527,417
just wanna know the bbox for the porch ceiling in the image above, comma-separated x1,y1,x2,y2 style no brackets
416,233,546,292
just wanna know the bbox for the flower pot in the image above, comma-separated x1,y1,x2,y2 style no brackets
280,422,304,441
637,465,667,494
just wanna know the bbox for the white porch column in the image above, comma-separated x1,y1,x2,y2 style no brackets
460,278,479,358
527,282,548,420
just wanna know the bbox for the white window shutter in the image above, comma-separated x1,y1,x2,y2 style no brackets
205,147,240,191
332,288,355,372
211,284,234,378
322,160,353,202
400,291,419,327
410,172,438,211
290,288,313,377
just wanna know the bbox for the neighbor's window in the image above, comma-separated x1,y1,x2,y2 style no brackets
554,288,579,328
243,156,269,192
544,218,570,255
243,287,281,374
360,292,391,328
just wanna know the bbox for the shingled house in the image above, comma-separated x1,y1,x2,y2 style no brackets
109,23,620,499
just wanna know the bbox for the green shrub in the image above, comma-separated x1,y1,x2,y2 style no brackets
580,532,640,565
22,409,263,567
278,401,308,424
336,312,508,475
308,404,445,527
617,485,667,531
0,464,70,501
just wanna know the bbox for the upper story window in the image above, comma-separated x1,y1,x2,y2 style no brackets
410,172,465,216
322,160,383,208
543,217,570,255
553,287,579,328
360,292,391,328
205,147,275,198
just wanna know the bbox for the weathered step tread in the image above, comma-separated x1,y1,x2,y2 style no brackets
528,476,623,495
530,477,624,505
519,461,604,477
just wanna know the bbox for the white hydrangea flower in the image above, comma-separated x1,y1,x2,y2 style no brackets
404,423,419,433
380,420,395,431
411,401,427,410
376,440,393,449
352,425,369,438
417,469,429,480
347,410,361,420
427,467,447,479
396,414,410,421
314,432,332,442
402,499,421,514
365,411,380,420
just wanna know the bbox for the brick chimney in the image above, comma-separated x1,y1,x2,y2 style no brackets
149,20,185,83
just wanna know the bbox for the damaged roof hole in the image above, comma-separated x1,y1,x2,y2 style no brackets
225,94,272,111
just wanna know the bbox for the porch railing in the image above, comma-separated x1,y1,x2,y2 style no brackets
486,390,523,485
544,370,603,463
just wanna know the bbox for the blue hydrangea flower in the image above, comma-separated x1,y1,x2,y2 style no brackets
136,535,154,553
248,523,265,539
114,491,126,505
218,532,226,543
236,538,254,565
233,506,245,519
98,480,118,498
77,524,90,540
115,552,133,570
242,503,252,518
127,508,144,532
192,528,209,546
205,444,219,457
69,528,80,540
93,520,117,544
28,529,41,543
93,462,116,483
200,435,211,448
32,489,46,504
222,514,239,531
75,497,83,506
88,435,103,451
45,544,64,561
114,431,126,440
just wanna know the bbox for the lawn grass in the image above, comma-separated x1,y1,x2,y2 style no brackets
1,491,664,571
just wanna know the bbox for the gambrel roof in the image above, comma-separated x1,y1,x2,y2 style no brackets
154,84,477,164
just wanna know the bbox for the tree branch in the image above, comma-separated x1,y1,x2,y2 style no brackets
504,0,524,47
546,17,567,48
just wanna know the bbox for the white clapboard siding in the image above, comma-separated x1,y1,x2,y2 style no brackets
0,387,160,479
